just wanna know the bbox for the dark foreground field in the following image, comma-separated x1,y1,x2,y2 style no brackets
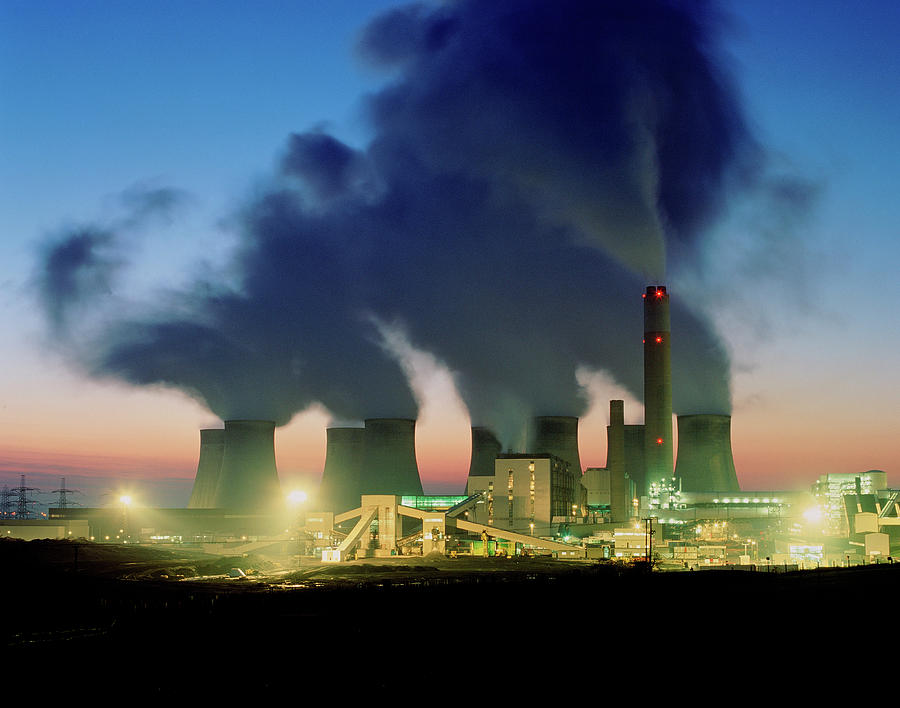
2,539,897,696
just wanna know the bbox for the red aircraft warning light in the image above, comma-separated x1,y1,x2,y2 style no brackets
656,437,664,445
655,336,662,343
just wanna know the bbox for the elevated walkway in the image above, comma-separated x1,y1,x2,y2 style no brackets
322,494,585,560
453,518,585,556
336,506,378,556
445,494,483,519
877,491,900,519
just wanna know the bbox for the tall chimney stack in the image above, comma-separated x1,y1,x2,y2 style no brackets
606,401,628,522
318,427,365,512
187,428,224,509
360,418,424,496
674,414,740,492
213,420,282,512
643,285,673,490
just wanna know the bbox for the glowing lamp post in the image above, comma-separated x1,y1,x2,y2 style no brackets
287,490,308,565
119,495,132,543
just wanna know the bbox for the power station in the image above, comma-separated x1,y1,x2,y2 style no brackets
189,285,758,549
177,284,741,536
34,283,889,566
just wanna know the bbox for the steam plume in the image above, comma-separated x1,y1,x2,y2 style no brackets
36,0,759,442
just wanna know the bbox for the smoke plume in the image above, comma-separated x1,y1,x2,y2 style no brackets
36,0,758,443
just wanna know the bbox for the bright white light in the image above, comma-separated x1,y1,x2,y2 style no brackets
803,507,825,524
287,490,308,505
119,495,132,506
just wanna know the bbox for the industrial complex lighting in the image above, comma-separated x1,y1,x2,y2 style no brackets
287,490,308,505
803,507,825,524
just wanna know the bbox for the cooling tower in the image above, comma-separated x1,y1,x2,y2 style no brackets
187,428,224,509
674,414,740,492
360,418,423,496
212,420,282,512
528,416,582,476
468,427,502,479
643,285,674,486
317,427,365,512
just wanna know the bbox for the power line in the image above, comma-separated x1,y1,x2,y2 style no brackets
9,475,40,519
50,477,82,510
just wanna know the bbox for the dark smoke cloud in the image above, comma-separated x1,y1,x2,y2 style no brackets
37,227,119,333
35,184,192,335
36,0,759,442
359,0,752,278
73,186,421,425
117,183,191,228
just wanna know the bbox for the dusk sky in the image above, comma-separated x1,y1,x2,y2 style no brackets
1,0,898,510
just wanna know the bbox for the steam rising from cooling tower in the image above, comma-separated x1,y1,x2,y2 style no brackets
213,420,282,512
674,414,740,492
187,428,224,509
34,0,777,446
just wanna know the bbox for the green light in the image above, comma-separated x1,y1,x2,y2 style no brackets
400,495,469,510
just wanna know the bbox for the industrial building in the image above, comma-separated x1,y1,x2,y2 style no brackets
466,453,576,536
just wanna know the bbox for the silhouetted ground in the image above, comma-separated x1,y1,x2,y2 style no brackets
2,538,897,697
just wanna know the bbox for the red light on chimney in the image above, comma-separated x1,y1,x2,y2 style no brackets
642,338,646,343
655,336,662,343
656,437,664,445
642,293,646,299
655,289,664,298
